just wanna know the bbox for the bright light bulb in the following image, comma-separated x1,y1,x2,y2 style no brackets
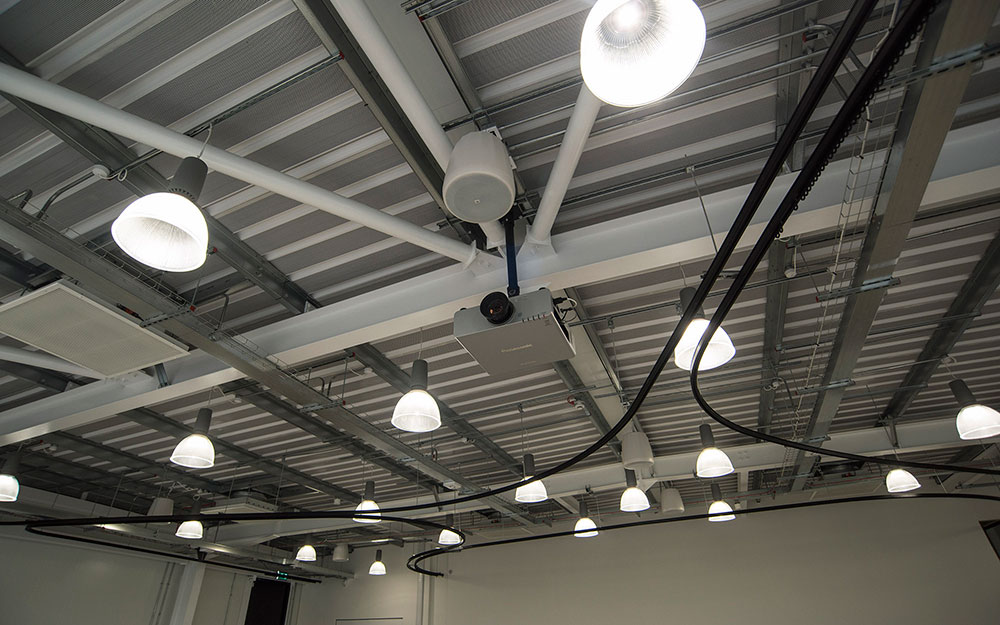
354,499,381,523
708,500,735,522
886,469,921,493
295,544,317,562
175,520,203,539
573,516,599,537
170,433,215,469
368,560,387,576
515,477,548,503
581,0,706,107
696,446,734,478
391,389,441,433
956,404,1000,440
437,528,462,546
620,486,650,512
673,318,736,371
112,192,208,272
0,474,19,502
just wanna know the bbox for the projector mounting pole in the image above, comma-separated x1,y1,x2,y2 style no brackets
503,213,520,297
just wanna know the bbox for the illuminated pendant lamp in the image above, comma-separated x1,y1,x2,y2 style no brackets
674,287,736,371
580,0,706,107
708,483,735,522
0,454,20,502
295,538,317,562
170,408,215,469
885,468,921,493
573,501,599,537
369,549,387,576
175,502,204,539
354,481,381,523
695,424,734,478
438,514,462,546
112,156,209,272
950,379,1000,440
391,359,441,433
515,454,548,503
620,468,650,512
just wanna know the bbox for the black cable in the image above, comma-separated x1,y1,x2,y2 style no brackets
687,0,1000,477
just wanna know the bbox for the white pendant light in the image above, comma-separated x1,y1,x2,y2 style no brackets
695,424,735,478
885,468,921,493
573,501,599,538
295,541,317,562
673,289,735,371
580,0,706,107
369,549,387,576
354,481,381,523
619,468,650,512
438,514,462,546
951,379,1000,440
0,454,20,502
170,408,215,469
112,157,209,272
708,484,735,522
391,359,441,433
175,502,203,539
514,454,548,503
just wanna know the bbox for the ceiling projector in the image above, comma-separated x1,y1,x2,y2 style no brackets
454,288,575,376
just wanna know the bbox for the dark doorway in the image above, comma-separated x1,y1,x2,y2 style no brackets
244,578,291,625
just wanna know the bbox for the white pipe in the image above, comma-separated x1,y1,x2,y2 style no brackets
0,344,103,378
0,64,478,266
479,219,507,249
526,87,602,247
330,0,453,171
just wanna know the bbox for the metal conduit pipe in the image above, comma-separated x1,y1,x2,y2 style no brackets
524,87,602,249
0,65,485,269
328,0,509,249
0,344,102,378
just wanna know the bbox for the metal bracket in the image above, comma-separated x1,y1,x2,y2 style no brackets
816,276,900,302
801,379,854,393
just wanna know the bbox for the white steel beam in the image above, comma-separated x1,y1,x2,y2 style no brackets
0,123,997,445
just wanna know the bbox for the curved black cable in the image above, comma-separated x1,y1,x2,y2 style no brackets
688,0,1000,477
407,492,1000,574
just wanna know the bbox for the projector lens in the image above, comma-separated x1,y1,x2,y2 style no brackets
480,291,514,325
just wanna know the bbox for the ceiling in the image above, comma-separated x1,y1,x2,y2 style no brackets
0,0,999,576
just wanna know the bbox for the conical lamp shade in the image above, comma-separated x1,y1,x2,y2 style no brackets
170,433,215,469
391,389,441,433
886,469,921,493
580,0,706,107
368,560,386,575
956,404,1000,440
673,318,736,371
175,520,203,539
515,478,548,503
438,528,462,545
0,474,18,502
696,447,734,478
112,192,208,272
354,499,381,523
573,516,599,537
708,500,735,522
295,544,317,562
619,486,650,512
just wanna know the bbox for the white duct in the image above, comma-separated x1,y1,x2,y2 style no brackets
0,344,103,378
526,87,602,248
0,64,480,267
330,1,510,247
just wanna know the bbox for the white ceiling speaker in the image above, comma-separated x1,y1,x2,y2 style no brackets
442,131,515,223
660,486,685,514
331,543,350,562
621,430,654,470
112,156,209,272
581,0,706,108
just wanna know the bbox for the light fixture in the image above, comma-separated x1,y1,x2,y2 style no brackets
580,0,706,107
950,379,1000,440
573,501,599,538
514,454,548,503
695,424,734,478
369,549,386,576
170,408,215,469
391,359,441,433
331,543,350,562
885,468,921,493
0,454,20,502
112,156,209,272
175,502,204,539
438,514,462,546
708,484,735,522
619,469,650,512
295,539,317,562
354,481,381,523
660,486,685,514
674,288,736,371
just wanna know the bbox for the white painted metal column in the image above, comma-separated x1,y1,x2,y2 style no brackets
167,562,206,625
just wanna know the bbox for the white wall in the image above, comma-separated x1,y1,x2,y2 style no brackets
292,499,1000,625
